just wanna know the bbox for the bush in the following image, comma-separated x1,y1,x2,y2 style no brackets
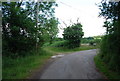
50,40,68,47
100,35,120,72
63,23,84,49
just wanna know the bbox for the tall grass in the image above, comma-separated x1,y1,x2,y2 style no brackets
95,35,120,79
94,54,120,79
2,48,53,79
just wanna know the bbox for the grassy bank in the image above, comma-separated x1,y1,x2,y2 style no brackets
2,49,53,79
44,45,98,54
94,54,120,79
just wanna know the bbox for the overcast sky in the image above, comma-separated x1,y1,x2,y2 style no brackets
55,0,106,37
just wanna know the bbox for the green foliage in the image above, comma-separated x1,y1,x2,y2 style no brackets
81,36,102,45
81,37,94,44
63,23,84,48
50,40,68,47
94,54,120,79
2,48,53,79
2,1,58,57
43,38,64,47
54,37,63,41
44,45,98,54
2,1,58,79
100,35,120,71
98,1,120,72
41,18,59,44
2,2,36,57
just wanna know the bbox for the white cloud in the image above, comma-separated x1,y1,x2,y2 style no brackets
55,0,106,37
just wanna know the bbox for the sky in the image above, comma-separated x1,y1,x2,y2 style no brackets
55,0,106,37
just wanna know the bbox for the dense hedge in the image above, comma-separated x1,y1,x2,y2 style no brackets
99,1,120,72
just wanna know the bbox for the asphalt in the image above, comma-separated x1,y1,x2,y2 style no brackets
40,49,105,79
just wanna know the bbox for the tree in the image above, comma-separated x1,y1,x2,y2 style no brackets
63,23,84,48
2,1,58,57
2,2,36,56
24,1,58,45
98,0,120,71
41,17,59,44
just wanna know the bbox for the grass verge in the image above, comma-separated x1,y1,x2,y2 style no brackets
44,45,98,54
94,54,120,79
2,49,53,79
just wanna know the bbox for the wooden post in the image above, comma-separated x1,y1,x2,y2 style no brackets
36,0,39,53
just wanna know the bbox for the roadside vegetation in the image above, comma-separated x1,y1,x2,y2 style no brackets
2,0,120,80
44,45,98,54
43,40,99,54
94,0,120,79
94,54,120,79
3,38,100,79
2,1,100,79
2,1,58,79
3,48,53,79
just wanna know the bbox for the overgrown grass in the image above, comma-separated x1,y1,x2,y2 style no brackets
2,48,53,79
44,45,98,54
94,54,120,79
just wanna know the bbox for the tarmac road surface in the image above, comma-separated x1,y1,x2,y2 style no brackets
40,49,105,79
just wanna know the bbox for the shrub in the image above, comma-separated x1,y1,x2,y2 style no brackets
50,40,68,47
63,23,84,49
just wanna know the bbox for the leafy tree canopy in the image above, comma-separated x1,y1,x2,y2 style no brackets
63,23,84,48
2,1,58,57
